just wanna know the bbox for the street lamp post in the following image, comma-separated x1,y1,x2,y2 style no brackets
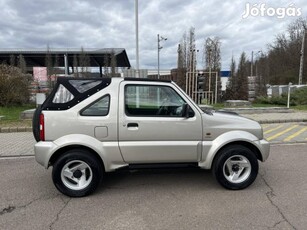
208,48,212,104
287,82,292,109
135,0,139,78
157,34,167,79
251,51,254,77
299,27,306,85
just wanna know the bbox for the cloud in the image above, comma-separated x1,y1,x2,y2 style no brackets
0,0,306,71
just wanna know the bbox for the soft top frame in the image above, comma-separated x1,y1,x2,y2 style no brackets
41,77,112,111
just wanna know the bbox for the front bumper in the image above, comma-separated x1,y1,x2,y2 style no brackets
254,139,270,162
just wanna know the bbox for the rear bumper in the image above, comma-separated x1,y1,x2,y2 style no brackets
34,141,58,168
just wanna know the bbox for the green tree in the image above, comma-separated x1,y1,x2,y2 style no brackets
236,52,249,100
224,56,237,100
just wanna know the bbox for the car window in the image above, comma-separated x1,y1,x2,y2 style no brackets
81,95,110,116
52,84,74,104
125,85,187,117
69,80,101,93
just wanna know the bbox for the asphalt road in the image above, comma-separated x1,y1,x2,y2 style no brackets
0,143,306,230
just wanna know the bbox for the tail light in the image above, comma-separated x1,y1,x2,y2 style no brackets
39,113,45,141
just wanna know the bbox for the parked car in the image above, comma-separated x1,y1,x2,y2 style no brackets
33,77,270,197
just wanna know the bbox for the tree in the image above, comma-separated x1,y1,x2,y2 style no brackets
176,32,188,90
236,52,249,100
204,37,222,102
45,46,54,90
18,54,27,74
9,55,16,66
103,53,109,76
110,49,118,77
257,17,307,85
73,54,79,77
176,43,186,90
204,37,221,71
79,47,91,77
224,56,237,100
0,64,30,106
224,53,249,100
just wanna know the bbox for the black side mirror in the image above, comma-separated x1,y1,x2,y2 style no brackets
182,103,190,118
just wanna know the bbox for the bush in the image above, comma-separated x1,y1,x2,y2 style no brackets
290,86,307,105
253,95,287,105
254,86,307,106
0,64,31,106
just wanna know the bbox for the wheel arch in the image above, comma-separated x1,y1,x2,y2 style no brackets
200,138,263,170
49,145,105,170
211,141,263,168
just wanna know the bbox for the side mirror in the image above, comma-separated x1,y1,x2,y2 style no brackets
182,103,190,118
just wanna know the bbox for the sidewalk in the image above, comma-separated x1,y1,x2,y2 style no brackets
242,111,307,124
0,132,35,157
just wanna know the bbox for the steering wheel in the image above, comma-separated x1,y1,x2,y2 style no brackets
156,100,169,115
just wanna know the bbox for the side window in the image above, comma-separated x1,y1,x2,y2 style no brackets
81,95,110,116
125,85,187,117
52,84,74,103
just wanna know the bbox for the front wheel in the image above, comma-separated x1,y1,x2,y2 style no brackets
52,149,103,197
212,145,259,190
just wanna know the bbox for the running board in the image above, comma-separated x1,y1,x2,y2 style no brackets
128,162,199,170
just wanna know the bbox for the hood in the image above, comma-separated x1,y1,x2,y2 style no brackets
202,111,263,140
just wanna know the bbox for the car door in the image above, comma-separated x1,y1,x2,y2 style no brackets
118,81,203,163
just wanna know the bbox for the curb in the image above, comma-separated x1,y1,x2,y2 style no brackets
0,127,32,133
257,119,307,124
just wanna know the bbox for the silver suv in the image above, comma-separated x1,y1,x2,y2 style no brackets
33,77,270,197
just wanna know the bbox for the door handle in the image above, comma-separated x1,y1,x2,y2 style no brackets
127,123,138,128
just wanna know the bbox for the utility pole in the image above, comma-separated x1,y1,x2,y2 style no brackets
299,27,306,85
135,0,139,78
64,54,68,76
157,34,167,79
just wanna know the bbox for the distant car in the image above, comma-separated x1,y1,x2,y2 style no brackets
33,77,270,197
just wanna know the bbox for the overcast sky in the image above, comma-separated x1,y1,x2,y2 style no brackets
0,0,306,70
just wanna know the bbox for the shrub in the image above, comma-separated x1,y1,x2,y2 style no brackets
290,87,307,105
0,64,31,106
254,86,307,106
253,96,287,105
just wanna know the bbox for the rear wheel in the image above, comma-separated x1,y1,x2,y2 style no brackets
212,145,259,190
52,149,103,197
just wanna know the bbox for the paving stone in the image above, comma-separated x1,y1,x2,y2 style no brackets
0,127,9,133
0,133,35,157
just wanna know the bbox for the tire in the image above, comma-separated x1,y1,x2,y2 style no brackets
212,145,259,190
52,149,103,197
32,106,42,142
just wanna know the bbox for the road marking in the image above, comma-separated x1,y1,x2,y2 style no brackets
267,125,299,141
284,127,307,142
264,125,284,135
